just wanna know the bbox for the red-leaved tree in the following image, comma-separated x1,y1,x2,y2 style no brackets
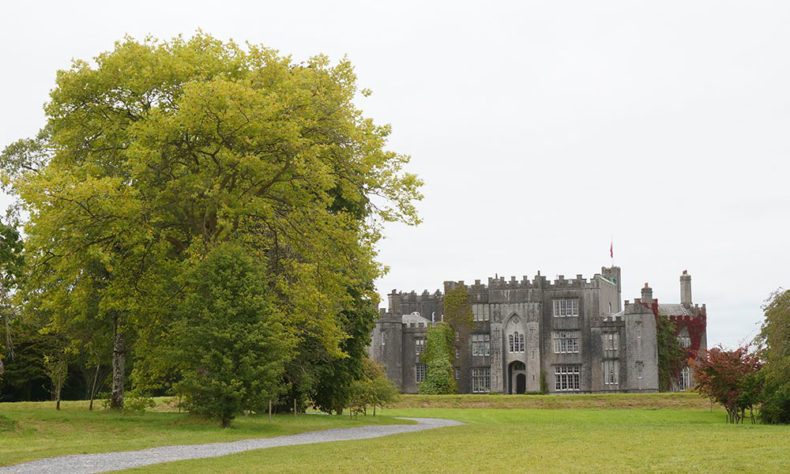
692,345,762,424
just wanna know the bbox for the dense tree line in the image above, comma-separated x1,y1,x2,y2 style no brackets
0,34,415,425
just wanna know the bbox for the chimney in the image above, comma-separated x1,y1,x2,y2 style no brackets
641,283,653,305
680,270,692,307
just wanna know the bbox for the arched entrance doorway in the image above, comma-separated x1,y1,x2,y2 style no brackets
508,361,527,394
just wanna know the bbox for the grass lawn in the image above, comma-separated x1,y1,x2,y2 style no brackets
124,401,790,473
0,399,408,467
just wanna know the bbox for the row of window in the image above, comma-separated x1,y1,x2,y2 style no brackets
420,329,622,358
416,362,650,391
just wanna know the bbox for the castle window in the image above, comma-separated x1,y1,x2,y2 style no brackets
679,366,692,390
415,338,425,355
677,335,691,348
553,331,580,353
471,334,490,356
603,360,619,386
602,332,619,358
553,299,579,317
472,367,490,393
554,365,580,391
416,363,426,383
473,305,490,322
509,332,524,353
636,361,644,379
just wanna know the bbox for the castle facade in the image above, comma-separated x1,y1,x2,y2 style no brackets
369,267,707,394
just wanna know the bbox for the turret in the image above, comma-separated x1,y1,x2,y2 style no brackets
680,270,692,307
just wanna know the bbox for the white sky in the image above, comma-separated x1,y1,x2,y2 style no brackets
2,1,788,349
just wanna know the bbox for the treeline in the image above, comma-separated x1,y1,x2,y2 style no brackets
0,34,415,426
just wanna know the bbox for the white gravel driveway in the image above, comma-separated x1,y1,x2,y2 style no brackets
0,417,463,474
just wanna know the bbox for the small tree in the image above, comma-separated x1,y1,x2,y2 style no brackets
419,323,456,394
347,359,398,416
692,345,762,424
169,244,294,427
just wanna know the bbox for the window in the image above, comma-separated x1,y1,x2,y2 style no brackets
679,366,691,390
603,360,619,386
677,335,691,348
473,305,490,322
602,332,619,357
509,332,525,353
553,331,580,353
471,334,490,356
454,368,459,380
553,299,579,317
415,338,425,355
636,361,644,379
416,363,426,383
554,365,580,391
472,368,491,393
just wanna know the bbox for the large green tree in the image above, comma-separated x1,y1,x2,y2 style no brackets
758,289,790,424
1,34,421,410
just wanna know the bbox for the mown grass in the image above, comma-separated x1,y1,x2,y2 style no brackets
126,405,790,473
0,399,408,467
389,391,712,410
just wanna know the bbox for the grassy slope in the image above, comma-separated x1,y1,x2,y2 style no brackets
126,401,790,473
0,400,408,467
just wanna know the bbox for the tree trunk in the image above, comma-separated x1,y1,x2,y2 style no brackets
110,320,126,410
89,363,101,411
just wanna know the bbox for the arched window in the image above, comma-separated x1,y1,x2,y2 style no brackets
519,333,525,352
508,334,514,353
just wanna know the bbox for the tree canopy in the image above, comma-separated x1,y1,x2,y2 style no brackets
758,289,790,424
0,33,421,422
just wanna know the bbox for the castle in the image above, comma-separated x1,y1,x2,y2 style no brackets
369,267,707,394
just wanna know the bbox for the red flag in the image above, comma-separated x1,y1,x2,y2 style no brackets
610,241,613,259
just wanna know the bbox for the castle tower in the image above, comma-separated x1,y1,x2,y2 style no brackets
680,270,692,307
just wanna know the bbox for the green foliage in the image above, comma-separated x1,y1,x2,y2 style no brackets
419,323,456,394
348,359,399,415
758,289,790,424
167,244,293,427
1,33,421,414
655,315,685,391
692,345,762,423
442,284,473,331
311,287,378,415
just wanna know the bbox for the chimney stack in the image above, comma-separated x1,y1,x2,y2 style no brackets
641,283,653,306
680,270,692,307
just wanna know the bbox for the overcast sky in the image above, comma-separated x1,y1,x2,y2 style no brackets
2,1,788,349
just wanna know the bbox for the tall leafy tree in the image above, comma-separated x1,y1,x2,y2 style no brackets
758,289,790,424
1,34,421,410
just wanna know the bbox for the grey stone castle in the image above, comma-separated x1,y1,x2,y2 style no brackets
369,267,707,394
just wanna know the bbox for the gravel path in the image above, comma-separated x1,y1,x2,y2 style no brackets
1,417,463,474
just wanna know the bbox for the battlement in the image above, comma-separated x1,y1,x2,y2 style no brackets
446,271,611,292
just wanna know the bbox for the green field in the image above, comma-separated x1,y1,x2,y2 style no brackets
2,394,789,473
0,399,408,467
